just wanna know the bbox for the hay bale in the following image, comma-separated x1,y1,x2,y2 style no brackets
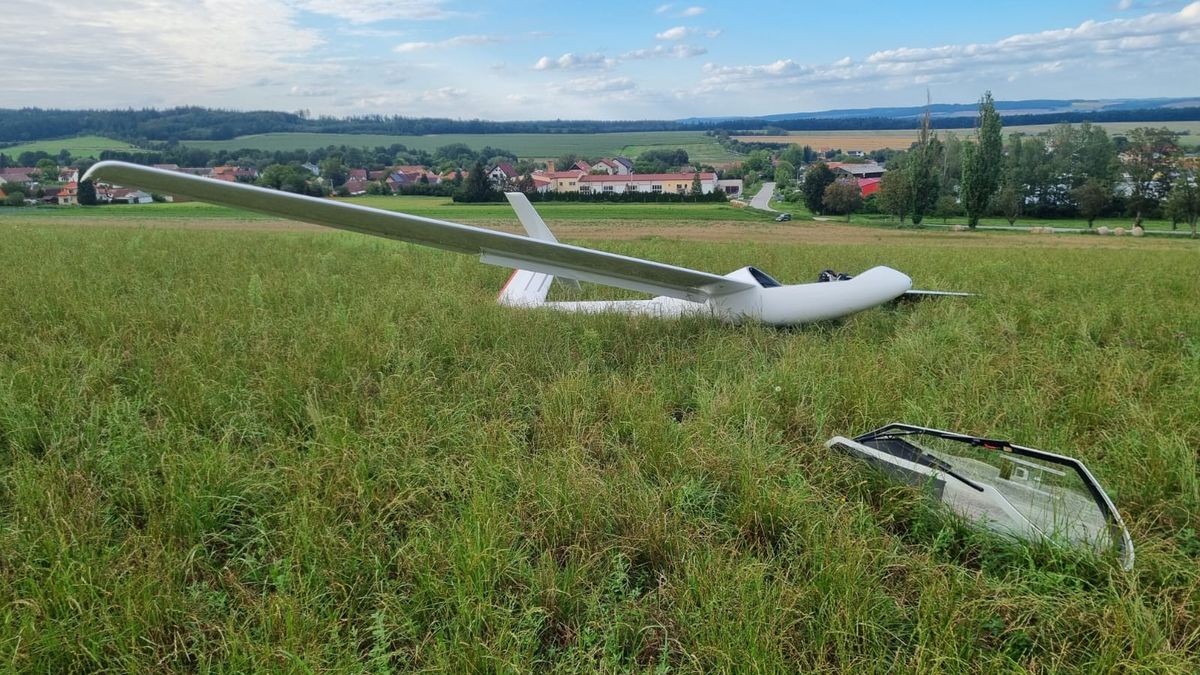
1132,226,1145,237
949,224,967,232
1097,226,1110,235
1114,227,1126,236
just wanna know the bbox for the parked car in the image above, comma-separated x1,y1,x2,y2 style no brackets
775,212,792,222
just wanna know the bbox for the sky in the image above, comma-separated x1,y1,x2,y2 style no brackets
3,1,1199,121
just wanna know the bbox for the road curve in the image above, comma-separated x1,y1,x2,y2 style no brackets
750,182,777,212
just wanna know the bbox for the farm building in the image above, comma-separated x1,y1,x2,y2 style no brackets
828,162,885,179
858,177,881,198
577,172,718,195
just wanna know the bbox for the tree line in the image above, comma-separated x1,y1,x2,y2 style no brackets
789,93,1199,235
3,105,1198,145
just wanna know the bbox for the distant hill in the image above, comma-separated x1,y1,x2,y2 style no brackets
677,97,1200,124
2,97,1200,147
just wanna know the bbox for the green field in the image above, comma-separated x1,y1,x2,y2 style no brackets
0,135,137,158
0,196,773,224
0,211,1197,670
181,131,744,163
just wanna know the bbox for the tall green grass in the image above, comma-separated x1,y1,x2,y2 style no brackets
0,223,1197,671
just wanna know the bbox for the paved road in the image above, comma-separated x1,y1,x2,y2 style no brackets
750,182,776,212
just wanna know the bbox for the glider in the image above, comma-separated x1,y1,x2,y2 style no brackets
83,161,964,326
827,424,1134,569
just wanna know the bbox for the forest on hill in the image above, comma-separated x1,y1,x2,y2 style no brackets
4,105,1200,144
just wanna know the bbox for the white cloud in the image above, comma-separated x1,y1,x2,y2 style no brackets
655,4,673,14
533,52,615,70
394,34,501,52
622,44,707,59
656,26,694,40
700,2,1200,93
289,85,335,97
681,6,706,16
1,0,322,106
553,76,636,96
290,0,456,23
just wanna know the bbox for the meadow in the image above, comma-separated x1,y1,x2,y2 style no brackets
0,209,1197,671
736,121,1200,151
0,135,137,159
180,131,745,163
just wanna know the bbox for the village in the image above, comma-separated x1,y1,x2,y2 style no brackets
0,155,908,206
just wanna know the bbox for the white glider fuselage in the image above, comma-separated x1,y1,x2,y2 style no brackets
499,264,912,326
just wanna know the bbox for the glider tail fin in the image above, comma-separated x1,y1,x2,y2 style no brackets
504,192,582,292
497,268,553,307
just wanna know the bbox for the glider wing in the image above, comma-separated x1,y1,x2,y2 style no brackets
82,161,754,302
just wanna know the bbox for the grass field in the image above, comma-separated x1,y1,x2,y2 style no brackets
0,135,138,159
180,131,744,163
0,196,774,225
0,210,1198,671
735,121,1200,151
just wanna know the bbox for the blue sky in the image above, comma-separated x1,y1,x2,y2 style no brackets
3,1,1198,120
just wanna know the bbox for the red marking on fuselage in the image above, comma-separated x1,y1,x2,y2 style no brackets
497,269,520,300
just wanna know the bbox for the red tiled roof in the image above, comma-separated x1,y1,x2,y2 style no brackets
579,172,716,183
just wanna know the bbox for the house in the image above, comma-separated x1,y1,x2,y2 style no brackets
846,150,866,158
530,174,553,193
342,178,368,196
212,165,258,182
58,167,80,183
572,160,591,173
828,162,885,179
109,188,153,204
57,181,78,205
590,159,619,175
577,172,718,195
544,170,586,192
716,179,744,196
348,168,368,181
858,177,882,198
40,186,62,204
488,163,518,186
302,162,321,176
611,157,634,175
0,167,35,185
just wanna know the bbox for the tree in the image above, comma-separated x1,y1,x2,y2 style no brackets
905,108,941,225
1071,178,1110,228
774,160,796,188
691,172,702,195
516,173,536,194
78,179,97,206
318,157,348,187
35,158,58,182
960,91,1003,228
457,159,498,202
801,162,835,213
1164,171,1199,237
822,180,862,221
996,183,1023,225
877,164,911,225
4,190,26,207
935,193,960,223
1124,127,1180,227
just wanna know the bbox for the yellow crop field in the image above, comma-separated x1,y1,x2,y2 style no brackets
735,121,1200,152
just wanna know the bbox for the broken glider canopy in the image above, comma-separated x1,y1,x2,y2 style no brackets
826,423,1134,569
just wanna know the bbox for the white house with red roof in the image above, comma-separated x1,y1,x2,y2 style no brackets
488,162,518,186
